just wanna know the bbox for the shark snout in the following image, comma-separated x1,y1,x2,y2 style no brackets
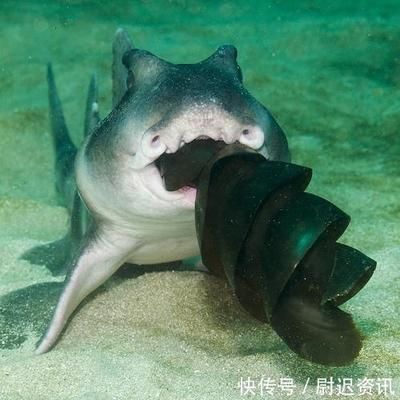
137,107,264,166
129,105,268,170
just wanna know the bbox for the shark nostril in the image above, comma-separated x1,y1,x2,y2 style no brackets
240,127,256,141
239,126,264,149
141,132,167,162
151,135,161,147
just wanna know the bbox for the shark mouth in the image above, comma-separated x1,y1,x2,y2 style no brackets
155,138,228,192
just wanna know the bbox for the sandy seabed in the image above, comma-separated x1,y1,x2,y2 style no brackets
0,1,399,399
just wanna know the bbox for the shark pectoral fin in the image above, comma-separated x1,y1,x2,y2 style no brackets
112,28,133,107
35,227,132,354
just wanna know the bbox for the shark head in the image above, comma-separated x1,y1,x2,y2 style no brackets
121,45,290,167
77,45,290,230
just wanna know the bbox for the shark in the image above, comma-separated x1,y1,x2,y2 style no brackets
34,28,290,354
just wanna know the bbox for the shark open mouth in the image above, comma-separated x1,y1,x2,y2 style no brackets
155,138,228,192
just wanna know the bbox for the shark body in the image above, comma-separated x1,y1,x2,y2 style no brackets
35,29,290,354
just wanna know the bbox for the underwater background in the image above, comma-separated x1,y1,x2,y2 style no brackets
0,0,399,399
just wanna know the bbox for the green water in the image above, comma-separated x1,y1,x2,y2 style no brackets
0,1,399,399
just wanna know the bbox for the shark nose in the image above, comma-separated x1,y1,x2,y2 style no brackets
239,126,265,149
141,132,167,159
